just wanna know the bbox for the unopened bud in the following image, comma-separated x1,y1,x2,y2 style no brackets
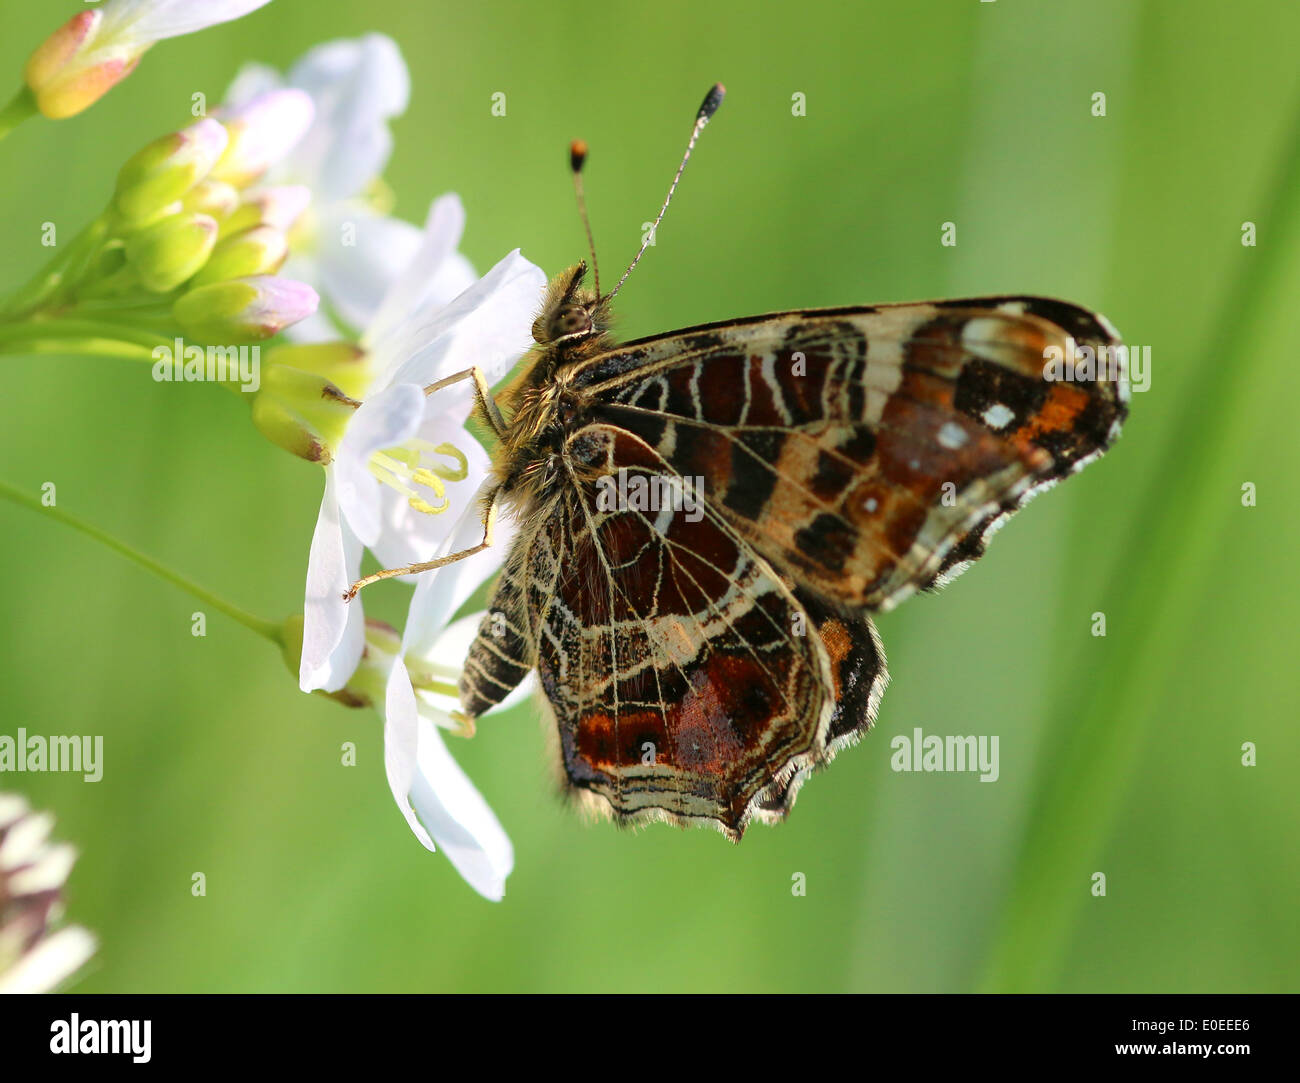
124,213,218,293
219,185,312,238
251,360,358,463
174,275,318,343
191,226,288,286
114,119,229,227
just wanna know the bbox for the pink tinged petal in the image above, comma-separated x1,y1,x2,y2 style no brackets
400,479,516,658
300,471,365,692
215,89,315,185
25,11,102,88
174,275,318,342
383,248,548,392
283,34,410,202
335,382,426,548
315,206,425,333
31,50,141,120
365,194,468,364
407,712,514,901
97,0,275,42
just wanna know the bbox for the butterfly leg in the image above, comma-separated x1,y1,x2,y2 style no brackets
424,367,508,438
343,486,502,600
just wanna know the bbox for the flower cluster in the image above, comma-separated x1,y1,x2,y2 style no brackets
2,5,544,913
233,39,544,899
0,794,96,994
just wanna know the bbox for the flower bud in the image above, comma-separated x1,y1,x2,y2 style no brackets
190,226,288,286
174,275,318,343
114,119,229,227
219,185,312,238
258,340,372,399
22,10,136,120
212,89,314,187
124,213,218,292
251,359,359,463
24,0,275,119
181,179,241,221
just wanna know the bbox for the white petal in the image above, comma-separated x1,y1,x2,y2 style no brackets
334,382,426,548
383,657,436,851
0,926,97,994
219,89,316,179
400,479,517,657
222,61,282,108
429,613,537,717
366,194,468,363
383,249,547,392
408,714,514,901
314,206,425,334
283,34,409,201
300,471,365,692
100,0,274,43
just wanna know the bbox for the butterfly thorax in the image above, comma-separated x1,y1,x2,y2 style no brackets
492,262,616,506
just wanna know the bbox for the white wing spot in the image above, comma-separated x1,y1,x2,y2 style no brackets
863,497,879,513
938,421,969,449
983,403,1015,430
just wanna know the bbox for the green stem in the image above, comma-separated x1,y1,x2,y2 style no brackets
0,317,173,355
0,215,113,319
979,92,1300,992
0,86,37,142
0,479,282,644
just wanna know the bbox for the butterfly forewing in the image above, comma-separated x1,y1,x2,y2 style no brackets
576,297,1125,611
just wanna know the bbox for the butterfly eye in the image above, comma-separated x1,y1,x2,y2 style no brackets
548,304,592,341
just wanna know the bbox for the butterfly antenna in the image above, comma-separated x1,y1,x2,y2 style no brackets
604,82,725,302
569,139,600,296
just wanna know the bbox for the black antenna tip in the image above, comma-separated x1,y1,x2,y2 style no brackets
697,83,726,120
570,139,588,174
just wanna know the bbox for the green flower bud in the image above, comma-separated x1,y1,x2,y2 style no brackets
190,226,288,287
250,358,357,463
114,119,229,227
262,340,373,400
124,212,218,293
181,179,240,221
218,185,311,239
173,275,318,344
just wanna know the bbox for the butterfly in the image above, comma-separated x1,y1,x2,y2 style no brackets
348,85,1129,840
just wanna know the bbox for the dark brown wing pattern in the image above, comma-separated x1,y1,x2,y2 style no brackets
575,297,1126,610
461,296,1125,837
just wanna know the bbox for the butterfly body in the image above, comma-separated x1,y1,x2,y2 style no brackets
462,262,1128,839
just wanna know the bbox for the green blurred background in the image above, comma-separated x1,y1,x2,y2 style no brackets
1,0,1297,992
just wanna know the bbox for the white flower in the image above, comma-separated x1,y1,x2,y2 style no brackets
224,34,475,340
344,609,530,900
299,194,545,694
0,794,97,993
25,0,274,119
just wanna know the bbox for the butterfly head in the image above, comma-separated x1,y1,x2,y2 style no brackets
531,262,611,348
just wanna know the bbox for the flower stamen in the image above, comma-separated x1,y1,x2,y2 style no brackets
367,440,471,516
